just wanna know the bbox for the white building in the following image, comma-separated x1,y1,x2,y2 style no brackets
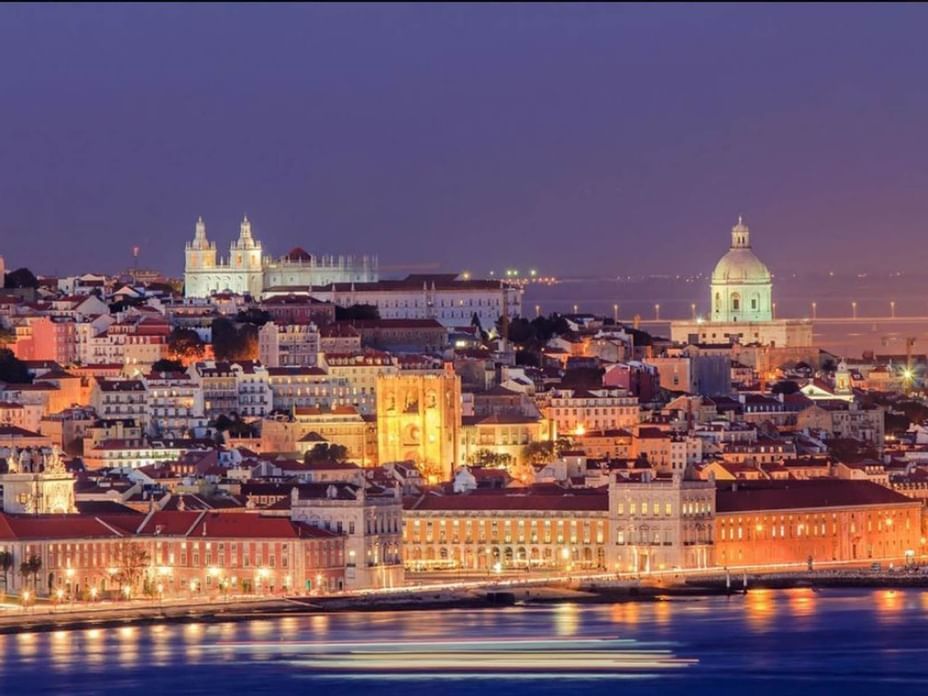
189,360,273,419
184,216,377,299
609,473,715,573
305,274,523,329
670,218,812,347
143,371,207,437
258,321,321,368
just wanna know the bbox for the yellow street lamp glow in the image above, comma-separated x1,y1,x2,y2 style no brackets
90,587,98,599
55,588,64,600
189,580,198,592
22,590,30,603
561,547,571,560
207,566,220,578
65,567,75,579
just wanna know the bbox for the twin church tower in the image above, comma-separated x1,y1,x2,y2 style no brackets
184,215,378,298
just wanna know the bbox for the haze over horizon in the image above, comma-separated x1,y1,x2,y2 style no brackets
1,4,927,278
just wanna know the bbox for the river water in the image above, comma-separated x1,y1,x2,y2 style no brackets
2,588,925,695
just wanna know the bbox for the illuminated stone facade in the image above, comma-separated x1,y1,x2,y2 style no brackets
376,364,462,482
184,216,376,299
671,218,813,348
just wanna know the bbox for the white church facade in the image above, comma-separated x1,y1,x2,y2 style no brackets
184,216,378,299
670,218,813,348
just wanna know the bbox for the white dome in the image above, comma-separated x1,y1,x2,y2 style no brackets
711,248,771,285
709,217,773,323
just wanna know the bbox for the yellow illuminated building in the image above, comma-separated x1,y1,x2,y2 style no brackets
376,364,462,482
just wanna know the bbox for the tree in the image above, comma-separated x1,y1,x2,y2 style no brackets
771,380,801,395
468,449,513,469
19,555,41,593
151,358,185,374
335,304,380,321
0,550,12,596
0,349,31,384
168,327,205,361
304,442,349,464
522,441,556,466
506,317,537,345
3,267,38,289
235,307,272,326
115,541,151,596
211,317,259,361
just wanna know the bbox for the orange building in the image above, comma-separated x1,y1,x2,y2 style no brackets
715,480,923,567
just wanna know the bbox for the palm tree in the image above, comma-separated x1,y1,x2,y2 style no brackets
0,551,12,598
19,555,41,596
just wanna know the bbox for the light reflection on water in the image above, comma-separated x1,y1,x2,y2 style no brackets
2,590,928,694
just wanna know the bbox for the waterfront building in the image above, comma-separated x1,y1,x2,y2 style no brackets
609,473,715,573
289,482,404,589
403,486,610,572
0,510,346,598
670,218,813,348
184,216,377,299
714,479,922,566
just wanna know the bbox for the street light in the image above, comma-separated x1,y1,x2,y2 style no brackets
811,301,817,320
654,304,661,320
891,300,896,319
851,301,857,320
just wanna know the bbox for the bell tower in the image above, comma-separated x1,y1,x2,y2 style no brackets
184,216,217,298
230,215,265,296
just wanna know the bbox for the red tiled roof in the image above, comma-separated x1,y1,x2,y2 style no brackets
0,514,126,540
188,512,336,539
716,479,915,513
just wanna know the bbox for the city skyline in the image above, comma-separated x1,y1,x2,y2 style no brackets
2,4,928,277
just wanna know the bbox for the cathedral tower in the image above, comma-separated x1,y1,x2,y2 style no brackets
184,216,217,297
230,215,264,297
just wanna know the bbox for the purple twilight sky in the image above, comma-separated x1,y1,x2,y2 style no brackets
1,3,927,279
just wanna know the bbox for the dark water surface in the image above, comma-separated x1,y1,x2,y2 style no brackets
2,588,925,695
